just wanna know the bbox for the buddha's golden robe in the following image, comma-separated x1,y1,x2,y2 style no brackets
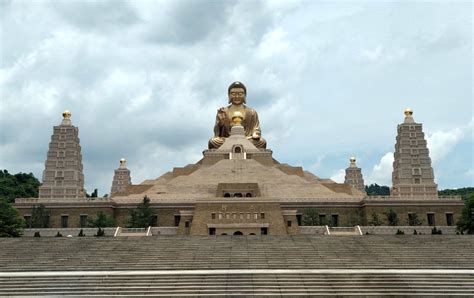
208,104,266,149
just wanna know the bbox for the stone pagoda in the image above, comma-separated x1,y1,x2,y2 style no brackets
38,111,85,199
391,109,437,197
110,158,132,197
344,157,365,193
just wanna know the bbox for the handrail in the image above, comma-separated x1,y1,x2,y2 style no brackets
113,227,121,237
356,225,363,235
325,225,330,235
146,226,152,236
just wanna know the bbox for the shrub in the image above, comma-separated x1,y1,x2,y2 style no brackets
408,213,423,226
95,227,105,237
385,209,399,226
456,194,474,234
301,208,319,226
368,212,382,226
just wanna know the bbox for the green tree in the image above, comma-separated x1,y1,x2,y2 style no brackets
30,204,50,228
365,184,390,196
128,196,154,228
439,187,474,200
0,170,40,203
0,198,25,237
368,212,382,226
88,211,116,228
457,194,474,234
348,209,363,226
408,213,423,226
384,209,399,226
302,208,319,226
86,188,98,198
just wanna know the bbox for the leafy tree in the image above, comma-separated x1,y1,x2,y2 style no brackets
88,211,116,228
384,209,399,226
365,184,390,196
30,204,50,228
0,170,40,203
348,209,363,226
368,212,382,226
128,196,154,228
407,213,423,226
439,187,474,200
457,194,474,234
0,198,25,237
301,208,319,226
86,188,98,198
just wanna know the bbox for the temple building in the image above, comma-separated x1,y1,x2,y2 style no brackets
391,109,438,197
38,110,85,199
344,157,365,193
110,159,132,197
14,84,464,234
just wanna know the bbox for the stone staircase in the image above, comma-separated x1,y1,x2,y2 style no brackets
113,227,152,237
326,225,363,236
0,235,473,295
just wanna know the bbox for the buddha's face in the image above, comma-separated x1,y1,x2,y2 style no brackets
229,87,246,105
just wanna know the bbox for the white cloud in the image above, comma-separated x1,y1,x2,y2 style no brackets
330,169,345,183
366,152,394,186
310,155,325,171
257,27,289,59
426,127,465,164
0,1,472,195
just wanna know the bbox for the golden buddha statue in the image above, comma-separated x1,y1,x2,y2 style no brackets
208,81,267,149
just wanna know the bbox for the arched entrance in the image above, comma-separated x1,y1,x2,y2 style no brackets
233,231,243,235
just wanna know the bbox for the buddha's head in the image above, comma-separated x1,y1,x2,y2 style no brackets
228,81,246,105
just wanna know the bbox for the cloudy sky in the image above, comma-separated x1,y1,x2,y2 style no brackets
1,0,472,196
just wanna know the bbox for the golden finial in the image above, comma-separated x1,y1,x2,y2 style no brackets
62,110,71,119
232,111,243,126
404,108,413,117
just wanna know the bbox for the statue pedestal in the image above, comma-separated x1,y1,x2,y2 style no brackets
230,125,245,136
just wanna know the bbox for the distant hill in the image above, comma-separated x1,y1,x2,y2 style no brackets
438,187,474,200
365,184,473,199
0,170,40,203
365,184,390,196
